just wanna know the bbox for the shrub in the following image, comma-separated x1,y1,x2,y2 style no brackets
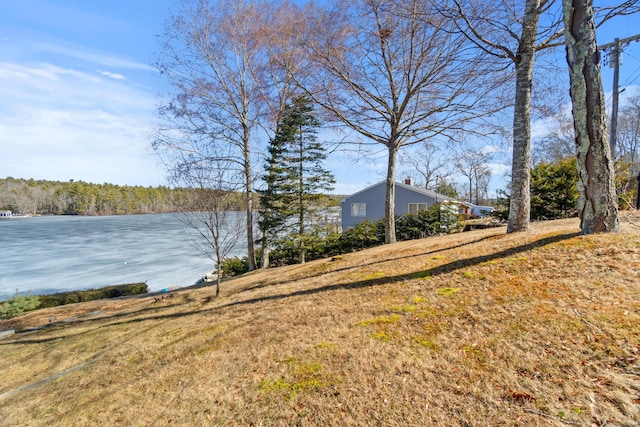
227,207,461,274
395,205,463,240
336,219,385,251
530,158,578,220
265,209,461,268
265,220,384,267
38,283,149,308
0,293,41,319
493,190,510,221
615,160,639,210
219,256,251,277
498,158,578,221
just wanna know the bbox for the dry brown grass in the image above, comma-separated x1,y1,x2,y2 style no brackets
1,217,639,426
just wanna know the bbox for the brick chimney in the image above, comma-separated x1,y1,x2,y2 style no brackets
404,178,413,186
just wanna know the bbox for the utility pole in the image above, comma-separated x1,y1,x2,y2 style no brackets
598,33,640,160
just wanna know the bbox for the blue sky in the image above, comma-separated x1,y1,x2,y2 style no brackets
0,0,170,187
1,1,639,196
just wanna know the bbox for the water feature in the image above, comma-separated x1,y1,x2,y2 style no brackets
0,213,247,297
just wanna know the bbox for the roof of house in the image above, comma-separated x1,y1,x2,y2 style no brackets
341,180,457,203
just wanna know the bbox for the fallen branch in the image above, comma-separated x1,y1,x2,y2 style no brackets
574,308,603,333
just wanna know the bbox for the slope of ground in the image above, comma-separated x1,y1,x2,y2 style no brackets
1,217,639,426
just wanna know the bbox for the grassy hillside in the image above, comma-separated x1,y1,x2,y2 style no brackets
1,217,639,426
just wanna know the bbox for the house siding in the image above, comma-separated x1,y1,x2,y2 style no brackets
341,183,387,230
395,185,437,215
341,181,447,230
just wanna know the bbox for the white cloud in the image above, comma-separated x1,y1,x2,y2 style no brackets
479,144,506,155
531,116,558,139
0,60,165,186
31,41,155,71
98,70,127,80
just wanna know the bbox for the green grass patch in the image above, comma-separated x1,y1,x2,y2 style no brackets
361,272,386,281
389,304,416,313
414,336,439,351
126,353,144,364
259,357,330,398
357,314,401,326
195,341,222,355
371,331,392,342
313,341,337,350
462,344,488,367
417,307,439,318
437,287,460,296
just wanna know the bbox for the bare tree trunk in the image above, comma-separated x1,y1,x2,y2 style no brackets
260,231,270,269
244,126,256,271
385,144,398,244
507,0,540,233
299,180,305,264
302,1,497,246
299,146,306,263
244,185,256,270
563,0,619,233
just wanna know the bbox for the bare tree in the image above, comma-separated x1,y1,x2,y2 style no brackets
301,0,501,243
451,0,638,232
617,93,640,168
450,0,565,232
400,141,453,190
255,3,310,268
154,0,306,271
562,0,619,233
157,2,306,270
532,109,576,164
454,143,493,204
172,152,244,297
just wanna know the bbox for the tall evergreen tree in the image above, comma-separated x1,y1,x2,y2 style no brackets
259,96,334,265
258,123,297,268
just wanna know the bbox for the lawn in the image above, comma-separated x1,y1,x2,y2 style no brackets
1,217,639,426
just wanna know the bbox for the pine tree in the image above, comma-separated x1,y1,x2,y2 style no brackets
259,96,334,265
258,125,297,268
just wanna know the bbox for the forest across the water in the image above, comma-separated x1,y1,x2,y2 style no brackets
0,177,247,216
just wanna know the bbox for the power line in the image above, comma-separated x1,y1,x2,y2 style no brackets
621,52,640,87
598,34,640,158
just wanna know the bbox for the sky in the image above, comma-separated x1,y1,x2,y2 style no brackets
1,1,639,196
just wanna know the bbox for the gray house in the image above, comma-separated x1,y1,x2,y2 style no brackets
340,179,456,230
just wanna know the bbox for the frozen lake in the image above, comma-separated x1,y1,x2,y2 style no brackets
0,213,247,297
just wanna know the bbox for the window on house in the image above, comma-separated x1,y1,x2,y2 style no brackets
408,203,428,214
351,203,366,217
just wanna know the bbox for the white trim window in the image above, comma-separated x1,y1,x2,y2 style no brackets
351,203,366,217
408,203,428,214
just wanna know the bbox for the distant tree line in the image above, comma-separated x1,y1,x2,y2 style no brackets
0,177,245,216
